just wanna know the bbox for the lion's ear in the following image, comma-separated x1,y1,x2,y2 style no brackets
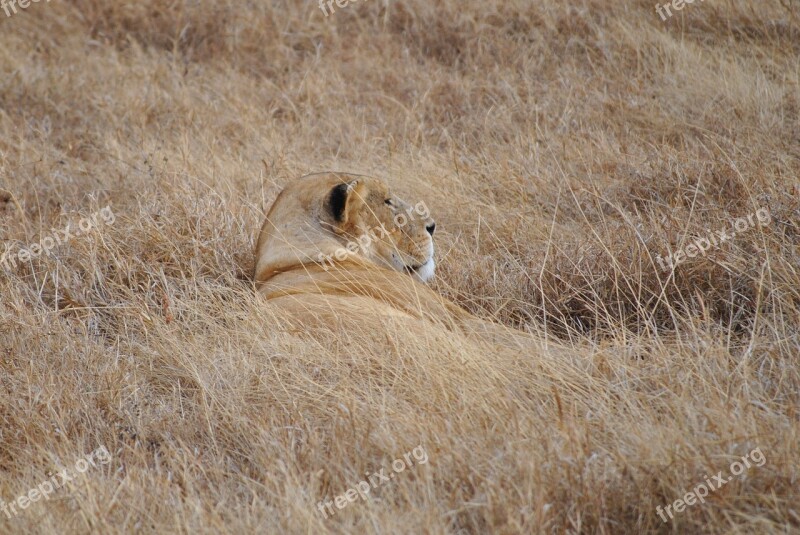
327,180,366,224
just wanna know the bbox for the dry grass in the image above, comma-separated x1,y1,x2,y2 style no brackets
1,0,799,533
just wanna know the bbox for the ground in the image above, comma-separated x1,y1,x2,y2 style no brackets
0,0,798,533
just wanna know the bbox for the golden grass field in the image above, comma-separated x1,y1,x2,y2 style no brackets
1,0,799,533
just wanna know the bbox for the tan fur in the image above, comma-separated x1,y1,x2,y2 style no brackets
253,174,531,350
254,173,478,331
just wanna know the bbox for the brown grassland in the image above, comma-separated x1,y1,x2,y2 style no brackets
1,0,799,533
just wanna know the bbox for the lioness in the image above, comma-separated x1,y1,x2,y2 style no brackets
253,172,483,332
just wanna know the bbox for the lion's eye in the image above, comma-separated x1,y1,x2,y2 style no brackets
384,199,393,207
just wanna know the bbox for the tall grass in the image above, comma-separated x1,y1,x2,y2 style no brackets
0,0,798,533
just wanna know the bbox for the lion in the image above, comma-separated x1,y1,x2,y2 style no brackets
253,172,526,346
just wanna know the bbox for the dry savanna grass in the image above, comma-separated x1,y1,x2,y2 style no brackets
1,0,799,533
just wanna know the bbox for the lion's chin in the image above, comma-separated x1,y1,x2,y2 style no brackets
408,258,435,283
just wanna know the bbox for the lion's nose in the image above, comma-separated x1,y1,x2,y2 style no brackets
426,222,436,236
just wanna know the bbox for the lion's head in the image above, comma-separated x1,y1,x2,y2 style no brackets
322,176,437,282
254,173,437,286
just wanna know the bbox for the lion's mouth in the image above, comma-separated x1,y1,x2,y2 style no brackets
404,264,422,274
401,257,435,282
404,259,431,275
